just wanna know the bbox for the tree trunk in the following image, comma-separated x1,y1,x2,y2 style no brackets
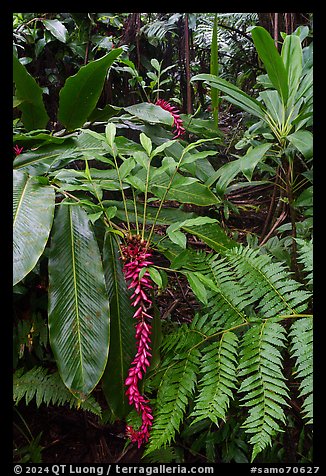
184,14,192,115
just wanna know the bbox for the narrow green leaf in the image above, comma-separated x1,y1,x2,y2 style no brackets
192,73,265,119
105,122,116,148
58,49,122,131
250,26,289,105
148,267,163,288
140,132,152,156
13,54,49,131
185,272,208,304
102,232,135,418
48,204,110,399
281,34,303,103
13,170,55,285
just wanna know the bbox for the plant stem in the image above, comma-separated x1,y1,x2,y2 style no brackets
142,156,152,241
132,188,140,236
111,152,131,234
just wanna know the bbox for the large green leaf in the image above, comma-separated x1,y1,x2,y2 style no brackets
250,26,289,105
13,170,55,285
287,130,313,159
48,203,110,399
191,73,265,120
241,143,272,181
124,102,174,126
182,222,237,253
13,55,49,131
102,232,135,418
151,173,221,206
42,19,68,43
58,49,122,131
13,131,105,176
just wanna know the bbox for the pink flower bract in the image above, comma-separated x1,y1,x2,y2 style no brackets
121,238,155,447
155,99,186,139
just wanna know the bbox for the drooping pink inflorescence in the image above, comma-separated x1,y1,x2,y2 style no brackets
155,99,186,139
121,237,155,447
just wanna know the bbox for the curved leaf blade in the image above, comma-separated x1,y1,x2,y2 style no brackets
48,203,110,398
13,170,55,285
191,73,265,120
13,55,49,131
250,26,289,105
58,49,122,131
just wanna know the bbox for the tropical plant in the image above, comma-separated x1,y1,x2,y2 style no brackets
142,246,312,462
192,25,313,273
13,15,313,464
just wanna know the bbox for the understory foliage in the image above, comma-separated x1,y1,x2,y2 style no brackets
13,13,313,464
143,247,312,461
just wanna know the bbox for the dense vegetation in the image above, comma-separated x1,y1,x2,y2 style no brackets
13,13,313,464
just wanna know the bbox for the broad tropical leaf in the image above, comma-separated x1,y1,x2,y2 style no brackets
42,19,68,43
102,232,135,418
58,49,122,131
13,170,55,285
48,203,110,399
13,55,49,130
124,102,174,126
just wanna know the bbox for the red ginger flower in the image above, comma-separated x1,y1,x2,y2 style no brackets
155,99,186,139
121,238,155,447
13,144,24,156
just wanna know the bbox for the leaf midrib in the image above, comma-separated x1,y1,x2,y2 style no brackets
69,206,84,386
13,174,29,228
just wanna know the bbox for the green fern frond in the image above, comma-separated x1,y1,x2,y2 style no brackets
289,317,313,424
204,254,257,326
227,246,311,317
13,366,102,417
144,349,201,456
143,447,178,463
238,320,289,462
295,238,313,288
190,331,239,425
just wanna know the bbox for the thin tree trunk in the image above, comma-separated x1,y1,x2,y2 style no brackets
274,13,279,49
184,14,192,115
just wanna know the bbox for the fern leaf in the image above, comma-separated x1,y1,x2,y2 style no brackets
190,331,239,425
289,317,313,424
13,366,102,417
295,238,313,288
144,349,201,455
227,246,311,317
238,320,289,461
